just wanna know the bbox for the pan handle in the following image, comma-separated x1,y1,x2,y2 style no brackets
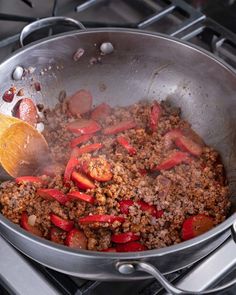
19,16,85,47
117,223,236,294
117,259,236,294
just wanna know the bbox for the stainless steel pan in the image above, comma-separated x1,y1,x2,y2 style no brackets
0,17,236,294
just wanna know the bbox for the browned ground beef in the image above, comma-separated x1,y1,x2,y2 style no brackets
0,100,230,251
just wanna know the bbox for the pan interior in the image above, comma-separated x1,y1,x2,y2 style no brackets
0,30,236,214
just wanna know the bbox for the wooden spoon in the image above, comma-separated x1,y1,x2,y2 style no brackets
0,113,49,178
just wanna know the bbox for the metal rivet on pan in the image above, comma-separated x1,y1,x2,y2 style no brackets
100,42,114,55
117,263,135,274
12,66,24,81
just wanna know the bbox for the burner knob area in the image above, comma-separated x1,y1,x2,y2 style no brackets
117,263,135,274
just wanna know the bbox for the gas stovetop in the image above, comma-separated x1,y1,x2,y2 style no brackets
0,1,236,295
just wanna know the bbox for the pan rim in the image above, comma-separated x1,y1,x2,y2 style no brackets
0,212,234,259
0,27,236,76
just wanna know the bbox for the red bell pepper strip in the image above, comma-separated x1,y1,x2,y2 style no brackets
119,200,163,218
71,171,95,190
70,134,93,148
116,241,147,252
81,160,89,175
66,119,101,135
117,136,136,155
67,191,95,204
50,214,74,231
70,143,103,158
111,232,140,244
15,176,44,185
155,151,191,170
103,120,136,135
91,103,112,121
37,189,68,205
67,89,93,115
79,214,125,224
119,200,134,214
64,157,79,183
137,201,157,217
182,214,214,241
65,228,87,249
21,212,42,237
149,101,161,132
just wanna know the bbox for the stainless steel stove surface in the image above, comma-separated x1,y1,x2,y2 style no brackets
0,1,236,294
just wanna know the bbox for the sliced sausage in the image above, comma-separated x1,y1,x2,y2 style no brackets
68,89,92,115
12,98,38,126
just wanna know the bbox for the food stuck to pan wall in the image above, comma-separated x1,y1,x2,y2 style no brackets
0,89,230,252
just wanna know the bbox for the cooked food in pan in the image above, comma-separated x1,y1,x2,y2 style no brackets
0,89,230,252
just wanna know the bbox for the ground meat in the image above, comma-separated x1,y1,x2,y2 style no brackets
0,99,230,252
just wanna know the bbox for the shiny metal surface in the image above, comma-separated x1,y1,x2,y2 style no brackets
12,65,24,81
133,237,236,294
0,29,236,280
117,263,136,275
176,237,236,293
134,261,183,294
100,42,114,55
